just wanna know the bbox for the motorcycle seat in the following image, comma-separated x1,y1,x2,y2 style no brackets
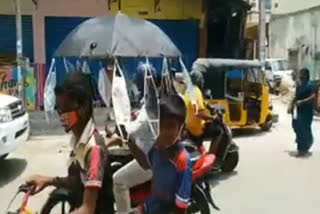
190,150,202,166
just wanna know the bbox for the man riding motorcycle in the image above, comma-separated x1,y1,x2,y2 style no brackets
183,70,223,155
27,72,113,214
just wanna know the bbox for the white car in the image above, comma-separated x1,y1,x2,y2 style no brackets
265,59,294,91
0,94,29,160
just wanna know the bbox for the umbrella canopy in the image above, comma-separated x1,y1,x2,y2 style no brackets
55,12,181,58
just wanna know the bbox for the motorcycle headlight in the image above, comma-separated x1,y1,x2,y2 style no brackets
0,107,12,123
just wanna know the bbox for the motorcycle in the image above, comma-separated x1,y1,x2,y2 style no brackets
185,101,239,173
106,96,239,174
22,97,221,213
208,104,239,172
32,142,219,214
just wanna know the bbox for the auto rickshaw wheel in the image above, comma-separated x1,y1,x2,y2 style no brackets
221,151,239,173
260,114,273,131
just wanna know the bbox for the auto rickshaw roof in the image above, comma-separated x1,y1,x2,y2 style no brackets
192,58,263,72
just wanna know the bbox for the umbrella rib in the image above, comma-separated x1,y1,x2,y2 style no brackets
117,30,143,56
111,13,120,57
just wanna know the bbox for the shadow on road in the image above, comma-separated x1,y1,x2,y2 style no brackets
0,158,27,188
207,171,238,188
232,128,268,139
285,150,313,159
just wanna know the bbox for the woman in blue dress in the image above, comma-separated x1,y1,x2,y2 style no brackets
290,68,315,156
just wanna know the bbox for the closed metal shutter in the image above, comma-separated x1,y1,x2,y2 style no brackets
0,15,34,61
45,16,90,83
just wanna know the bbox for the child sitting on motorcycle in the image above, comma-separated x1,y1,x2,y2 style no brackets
26,72,113,214
111,94,191,214
132,94,192,214
184,70,223,155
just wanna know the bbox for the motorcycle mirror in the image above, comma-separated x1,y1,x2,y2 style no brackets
204,89,212,99
221,108,226,115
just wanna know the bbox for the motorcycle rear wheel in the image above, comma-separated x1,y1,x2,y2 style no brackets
221,151,239,173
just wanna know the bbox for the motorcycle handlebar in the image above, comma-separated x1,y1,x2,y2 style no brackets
206,104,225,117
18,184,35,193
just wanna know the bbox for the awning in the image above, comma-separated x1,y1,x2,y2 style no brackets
246,22,269,40
0,52,17,67
246,22,258,40
0,0,35,15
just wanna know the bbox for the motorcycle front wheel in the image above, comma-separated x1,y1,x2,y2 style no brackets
187,188,210,214
40,189,75,214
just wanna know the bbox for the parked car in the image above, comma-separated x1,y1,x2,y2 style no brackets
0,94,29,160
265,58,294,93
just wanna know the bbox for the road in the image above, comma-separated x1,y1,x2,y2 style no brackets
0,100,319,214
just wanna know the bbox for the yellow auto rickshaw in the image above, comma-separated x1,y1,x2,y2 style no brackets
192,58,277,131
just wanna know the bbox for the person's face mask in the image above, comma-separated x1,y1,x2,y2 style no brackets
59,111,79,133
170,124,184,146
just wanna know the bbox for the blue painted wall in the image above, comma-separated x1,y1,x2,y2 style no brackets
0,15,34,61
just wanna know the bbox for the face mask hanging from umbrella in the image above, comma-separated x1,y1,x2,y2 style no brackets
44,58,57,123
63,57,75,73
98,63,112,114
111,58,131,142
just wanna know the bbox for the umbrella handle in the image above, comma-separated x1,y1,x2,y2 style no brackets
90,42,97,50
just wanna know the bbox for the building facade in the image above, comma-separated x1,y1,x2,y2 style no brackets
270,5,320,80
0,0,35,62
0,0,251,108
245,0,272,59
272,0,320,15
247,0,271,23
0,0,109,108
109,0,202,20
109,0,202,66
110,0,250,60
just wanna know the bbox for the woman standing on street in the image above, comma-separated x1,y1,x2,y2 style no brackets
289,68,315,156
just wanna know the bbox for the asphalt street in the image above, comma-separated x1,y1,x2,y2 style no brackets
0,100,319,214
